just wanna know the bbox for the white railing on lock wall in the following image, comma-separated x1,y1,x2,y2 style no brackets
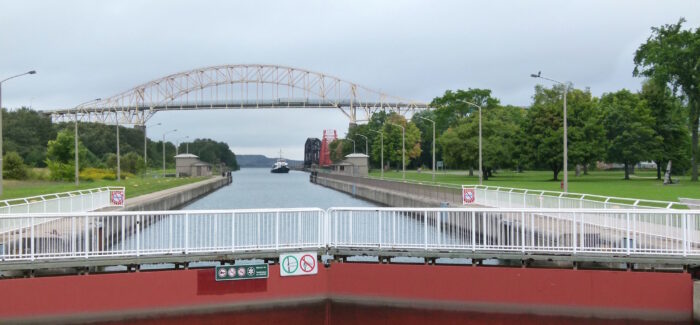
1,207,699,263
463,185,695,210
0,187,125,234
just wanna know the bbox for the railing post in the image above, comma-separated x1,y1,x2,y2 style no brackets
378,210,382,248
572,212,577,254
521,212,525,253
626,212,631,256
471,211,476,252
136,214,141,257
683,212,688,257
30,217,35,261
121,215,125,253
71,216,76,257
84,215,89,258
349,211,353,245
275,211,280,250
185,213,189,254
231,212,236,252
424,211,428,250
169,214,173,253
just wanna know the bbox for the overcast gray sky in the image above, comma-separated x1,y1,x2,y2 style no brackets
1,0,698,159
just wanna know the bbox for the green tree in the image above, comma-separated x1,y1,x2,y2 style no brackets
634,18,700,180
46,130,88,181
640,80,691,178
566,88,606,175
2,108,55,167
525,85,567,180
381,114,421,169
600,90,662,180
3,151,28,180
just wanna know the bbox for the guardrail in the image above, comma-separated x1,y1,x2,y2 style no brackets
461,185,695,210
0,187,125,233
1,207,700,263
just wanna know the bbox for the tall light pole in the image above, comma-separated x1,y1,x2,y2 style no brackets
531,71,569,192
115,111,121,181
144,122,161,177
369,130,383,179
176,136,189,155
357,134,368,155
345,138,356,154
0,70,36,196
74,98,101,186
418,116,436,182
460,100,483,185
162,129,177,177
387,122,405,179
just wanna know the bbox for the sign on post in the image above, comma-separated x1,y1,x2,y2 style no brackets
462,187,475,205
280,252,318,277
110,190,125,206
215,264,269,281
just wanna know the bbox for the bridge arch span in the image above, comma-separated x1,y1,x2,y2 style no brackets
48,64,429,125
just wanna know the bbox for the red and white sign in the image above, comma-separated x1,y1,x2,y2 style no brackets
462,187,475,205
280,252,318,276
110,190,125,206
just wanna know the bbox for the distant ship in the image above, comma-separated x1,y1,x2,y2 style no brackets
271,150,290,174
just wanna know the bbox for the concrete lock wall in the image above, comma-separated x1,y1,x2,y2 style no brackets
120,176,231,211
312,174,463,207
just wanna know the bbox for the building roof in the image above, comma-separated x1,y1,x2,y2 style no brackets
345,153,369,158
174,153,199,158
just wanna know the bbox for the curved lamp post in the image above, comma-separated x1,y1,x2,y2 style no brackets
459,100,483,185
74,98,101,185
530,71,569,192
418,116,436,182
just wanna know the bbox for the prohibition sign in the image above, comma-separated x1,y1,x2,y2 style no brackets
228,267,236,277
237,267,246,277
218,268,227,278
299,254,316,273
282,255,299,274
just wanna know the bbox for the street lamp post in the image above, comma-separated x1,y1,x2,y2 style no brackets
357,134,368,155
176,136,190,155
162,129,177,177
369,130,383,179
144,122,161,177
116,112,121,181
0,70,36,196
345,138,356,154
531,71,569,192
73,98,101,186
460,100,483,185
387,122,405,179
418,117,436,182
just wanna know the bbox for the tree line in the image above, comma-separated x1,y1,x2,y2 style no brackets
1,108,239,181
332,19,699,181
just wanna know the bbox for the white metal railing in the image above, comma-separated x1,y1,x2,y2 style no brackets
0,187,125,233
1,207,700,263
462,185,695,210
329,207,700,257
0,208,324,261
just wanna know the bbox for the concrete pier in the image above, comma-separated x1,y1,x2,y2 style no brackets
311,173,462,207
120,175,231,211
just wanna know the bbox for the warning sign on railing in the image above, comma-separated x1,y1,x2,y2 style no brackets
110,190,125,206
462,187,475,205
280,252,318,277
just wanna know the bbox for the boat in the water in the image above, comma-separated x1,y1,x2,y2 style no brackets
271,150,290,173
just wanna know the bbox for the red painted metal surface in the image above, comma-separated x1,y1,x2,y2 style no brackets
0,263,691,322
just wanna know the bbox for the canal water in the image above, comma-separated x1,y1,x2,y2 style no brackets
184,168,377,210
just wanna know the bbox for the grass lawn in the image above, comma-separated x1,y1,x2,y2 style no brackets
1,175,209,201
369,169,699,202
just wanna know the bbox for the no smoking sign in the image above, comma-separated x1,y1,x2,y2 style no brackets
280,252,318,277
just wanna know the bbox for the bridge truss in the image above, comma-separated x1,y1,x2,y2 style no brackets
45,64,430,125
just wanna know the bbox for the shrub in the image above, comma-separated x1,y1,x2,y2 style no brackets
79,168,116,181
3,151,28,180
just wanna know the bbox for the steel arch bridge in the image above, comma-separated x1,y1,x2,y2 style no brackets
45,64,430,125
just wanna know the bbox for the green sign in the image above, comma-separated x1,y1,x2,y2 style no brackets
215,264,269,281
